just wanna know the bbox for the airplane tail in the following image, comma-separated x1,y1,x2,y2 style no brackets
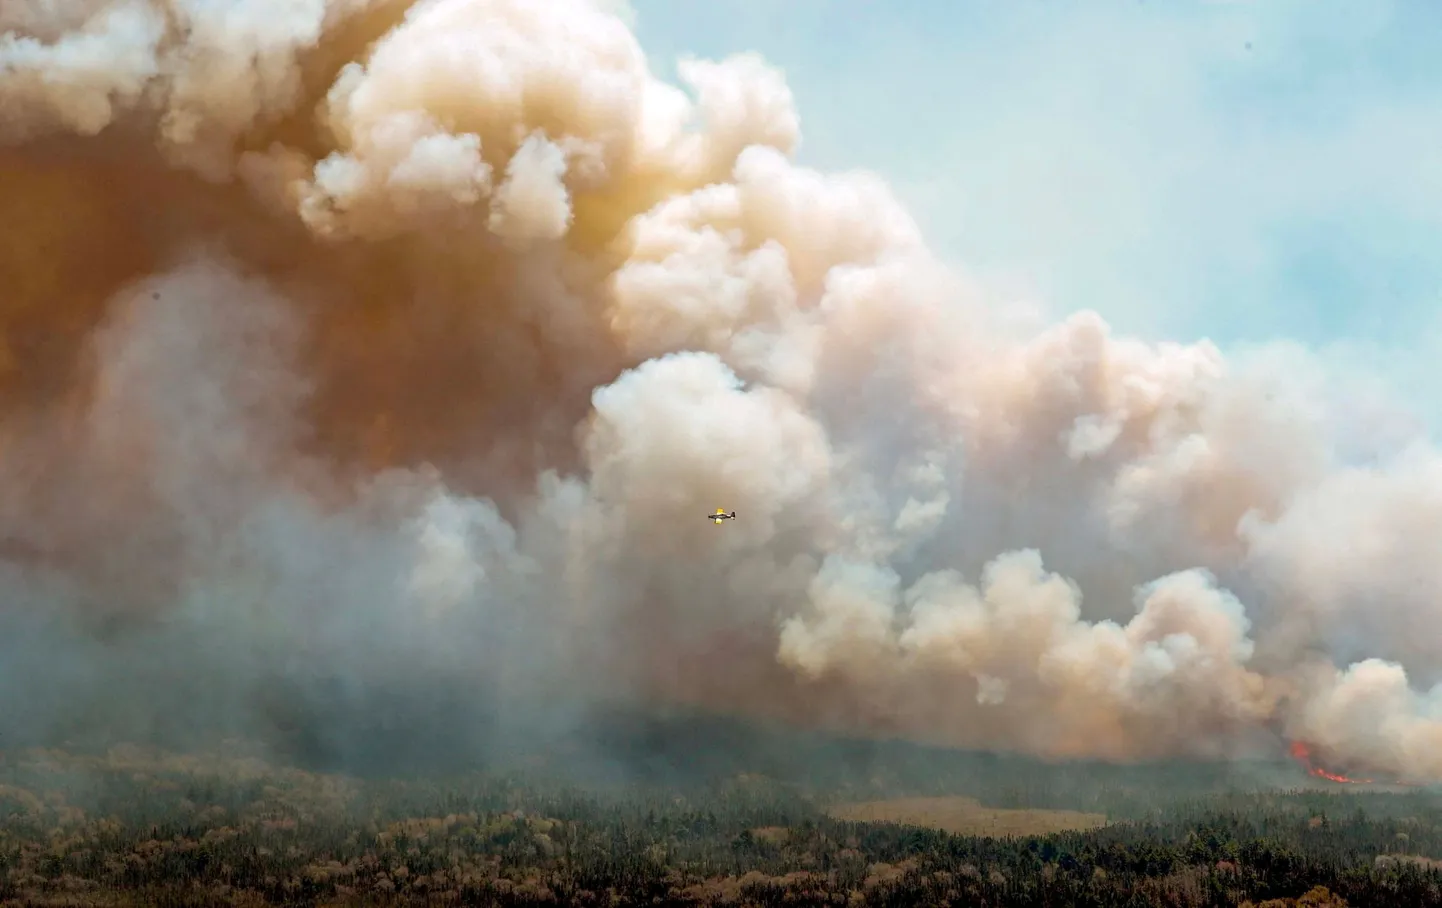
730,511,736,519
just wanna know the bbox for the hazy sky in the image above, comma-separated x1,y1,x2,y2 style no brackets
629,0,1442,355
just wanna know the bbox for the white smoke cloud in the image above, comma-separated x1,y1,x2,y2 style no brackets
0,0,1438,783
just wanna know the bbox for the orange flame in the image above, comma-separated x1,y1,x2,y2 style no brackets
1289,741,1374,785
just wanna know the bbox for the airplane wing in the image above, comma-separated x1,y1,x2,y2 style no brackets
715,508,725,515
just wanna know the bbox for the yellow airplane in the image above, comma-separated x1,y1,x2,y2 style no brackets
708,508,737,525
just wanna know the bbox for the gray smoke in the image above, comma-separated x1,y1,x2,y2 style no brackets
0,0,1438,782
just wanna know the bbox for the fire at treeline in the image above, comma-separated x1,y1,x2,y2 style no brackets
1288,741,1427,789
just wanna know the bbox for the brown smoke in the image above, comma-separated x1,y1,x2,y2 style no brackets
2,0,1442,781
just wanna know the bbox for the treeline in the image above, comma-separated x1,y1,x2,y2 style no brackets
499,709,1304,820
0,750,1440,905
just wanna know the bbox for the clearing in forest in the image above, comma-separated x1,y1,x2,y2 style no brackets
826,796,1109,837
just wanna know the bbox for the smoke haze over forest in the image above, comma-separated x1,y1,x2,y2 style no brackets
2,0,1442,784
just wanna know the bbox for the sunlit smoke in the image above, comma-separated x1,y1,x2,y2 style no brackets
3,0,1442,783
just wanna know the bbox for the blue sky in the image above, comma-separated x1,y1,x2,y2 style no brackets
629,0,1442,360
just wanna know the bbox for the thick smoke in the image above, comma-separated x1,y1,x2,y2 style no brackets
2,0,1441,782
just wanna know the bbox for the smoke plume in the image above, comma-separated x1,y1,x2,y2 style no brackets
2,0,1441,783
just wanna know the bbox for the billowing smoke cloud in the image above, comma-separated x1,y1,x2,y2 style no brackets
2,0,1441,783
